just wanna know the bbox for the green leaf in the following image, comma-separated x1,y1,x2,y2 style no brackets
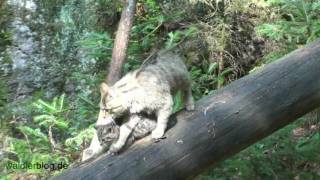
156,15,165,23
208,63,218,74
39,119,54,127
52,96,58,109
165,31,181,49
54,119,69,129
217,76,225,85
185,26,197,37
173,91,183,113
34,114,55,123
65,126,95,148
32,102,43,111
17,126,49,143
58,94,65,111
35,99,56,112
221,68,233,76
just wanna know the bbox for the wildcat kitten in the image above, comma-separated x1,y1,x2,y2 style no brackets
82,114,156,161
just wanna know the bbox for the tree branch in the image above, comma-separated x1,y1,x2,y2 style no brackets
107,0,137,85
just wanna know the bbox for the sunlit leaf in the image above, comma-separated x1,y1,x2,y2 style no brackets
208,63,218,74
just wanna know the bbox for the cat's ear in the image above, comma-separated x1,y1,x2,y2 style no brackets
100,82,109,95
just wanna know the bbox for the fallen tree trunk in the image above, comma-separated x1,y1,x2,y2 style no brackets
55,40,320,179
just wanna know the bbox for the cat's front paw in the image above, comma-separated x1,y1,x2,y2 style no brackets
108,144,121,154
151,128,165,139
186,103,195,111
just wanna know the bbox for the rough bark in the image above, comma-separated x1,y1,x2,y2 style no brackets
107,0,137,85
55,40,320,180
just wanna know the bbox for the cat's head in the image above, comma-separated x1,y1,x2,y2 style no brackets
81,126,120,162
98,82,129,121
96,120,120,146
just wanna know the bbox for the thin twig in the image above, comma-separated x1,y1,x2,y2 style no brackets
48,125,56,151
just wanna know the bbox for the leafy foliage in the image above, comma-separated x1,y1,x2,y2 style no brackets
191,62,233,100
2,95,93,178
65,125,95,151
256,0,320,63
33,94,69,130
260,0,320,43
165,26,198,49
77,32,113,60
0,1,12,49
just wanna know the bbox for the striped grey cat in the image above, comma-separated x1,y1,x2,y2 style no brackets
96,50,194,149
82,113,156,161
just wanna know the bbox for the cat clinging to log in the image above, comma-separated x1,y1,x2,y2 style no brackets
96,50,194,152
82,113,157,161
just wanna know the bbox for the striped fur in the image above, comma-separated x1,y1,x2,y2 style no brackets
82,114,156,161
97,50,194,140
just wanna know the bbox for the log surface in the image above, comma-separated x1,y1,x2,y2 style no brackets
55,40,320,180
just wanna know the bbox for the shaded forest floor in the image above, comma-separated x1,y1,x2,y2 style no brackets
197,114,320,179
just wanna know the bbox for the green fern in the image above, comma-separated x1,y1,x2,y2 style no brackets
257,0,320,44
33,94,69,130
165,26,198,50
65,125,95,151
